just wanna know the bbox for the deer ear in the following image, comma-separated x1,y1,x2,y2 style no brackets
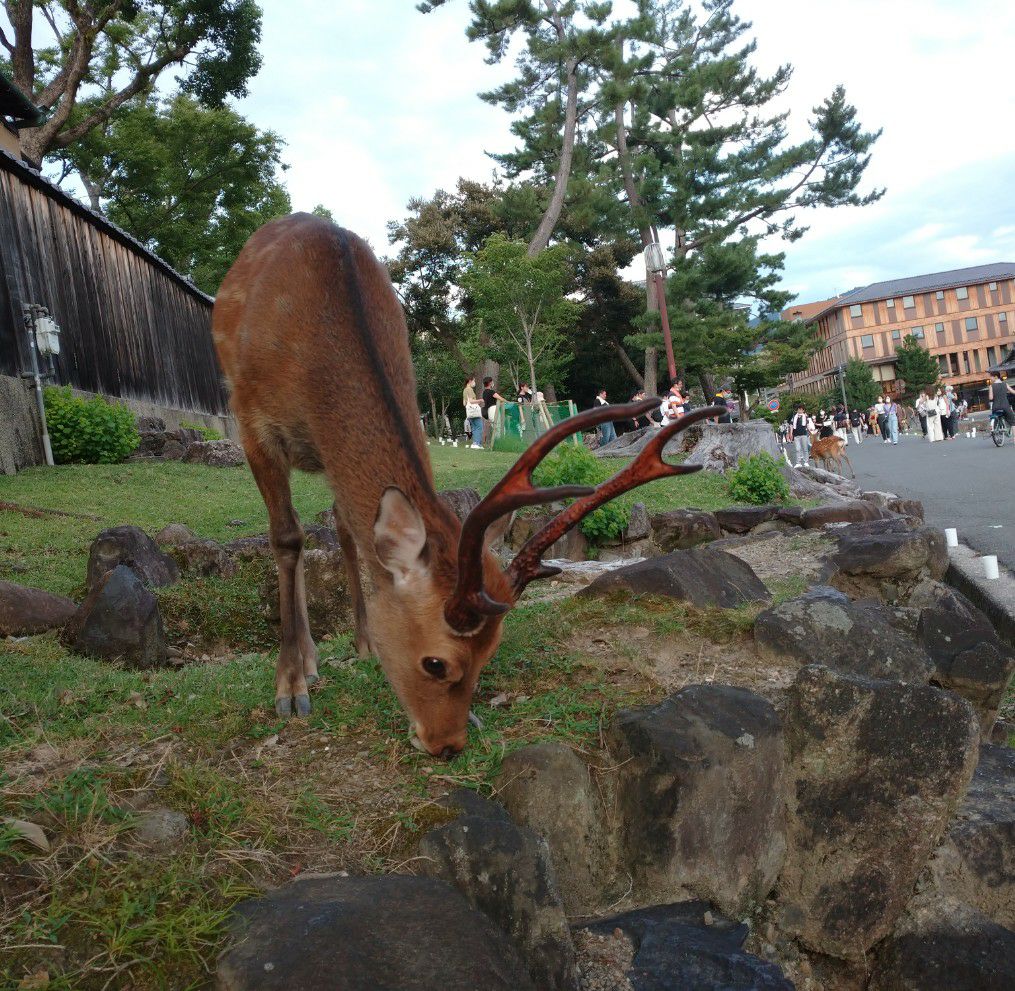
374,487,428,584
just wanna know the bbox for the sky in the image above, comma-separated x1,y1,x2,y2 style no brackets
230,0,1015,308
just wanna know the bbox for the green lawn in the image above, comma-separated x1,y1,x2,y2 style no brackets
0,448,767,989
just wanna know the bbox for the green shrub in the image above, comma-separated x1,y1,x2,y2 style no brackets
43,386,139,464
181,420,223,441
726,451,790,505
532,442,627,545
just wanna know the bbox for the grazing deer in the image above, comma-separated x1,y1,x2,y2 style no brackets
809,435,855,478
213,214,721,756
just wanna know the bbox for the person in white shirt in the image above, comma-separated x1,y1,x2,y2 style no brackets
789,405,814,466
659,379,687,426
594,389,617,445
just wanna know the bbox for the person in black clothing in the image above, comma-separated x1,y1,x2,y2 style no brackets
517,383,533,404
481,376,506,448
990,373,1015,433
815,409,833,439
848,408,864,445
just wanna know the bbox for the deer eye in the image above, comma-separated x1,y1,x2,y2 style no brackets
422,657,447,680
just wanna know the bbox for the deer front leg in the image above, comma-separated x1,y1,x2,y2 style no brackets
335,519,371,657
244,436,315,717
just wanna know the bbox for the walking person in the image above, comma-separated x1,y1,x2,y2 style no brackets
849,407,864,445
463,375,484,449
924,389,943,442
990,372,1015,437
594,388,617,446
915,391,929,437
790,405,813,467
833,404,848,443
944,386,960,440
481,376,506,449
884,396,900,445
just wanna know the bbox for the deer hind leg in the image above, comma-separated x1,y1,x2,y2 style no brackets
334,516,371,657
243,432,315,718
841,451,856,479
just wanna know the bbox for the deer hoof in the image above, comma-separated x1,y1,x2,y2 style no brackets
275,696,292,718
305,673,319,687
295,693,312,717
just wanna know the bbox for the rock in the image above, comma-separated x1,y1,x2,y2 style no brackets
134,808,189,847
260,548,350,637
922,744,1015,928
775,505,804,527
154,523,198,546
136,415,166,433
830,523,948,602
217,874,535,991
777,665,980,962
606,685,787,917
419,816,576,991
624,502,651,541
916,595,1015,733
714,505,779,534
753,586,935,684
991,719,1014,744
597,537,656,563
438,487,482,523
684,421,782,472
578,902,794,991
435,788,512,823
494,743,606,917
509,512,588,561
649,509,720,551
800,500,887,529
889,497,924,520
304,524,340,552
184,439,246,467
224,534,273,561
86,525,179,592
314,507,336,527
861,490,900,509
870,897,1015,991
580,547,770,609
0,580,77,635
135,426,202,460
62,565,169,669
169,538,238,578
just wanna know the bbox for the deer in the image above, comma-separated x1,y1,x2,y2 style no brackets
212,213,722,757
809,434,855,479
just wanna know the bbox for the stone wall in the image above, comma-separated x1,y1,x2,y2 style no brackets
0,374,238,475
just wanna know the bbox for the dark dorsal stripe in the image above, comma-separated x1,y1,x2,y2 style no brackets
335,227,430,488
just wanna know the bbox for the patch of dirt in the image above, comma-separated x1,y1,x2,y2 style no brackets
574,927,636,991
722,528,835,585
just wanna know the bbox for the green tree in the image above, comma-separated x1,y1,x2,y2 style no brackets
60,94,289,293
2,0,262,166
462,233,580,395
894,335,939,396
842,357,880,409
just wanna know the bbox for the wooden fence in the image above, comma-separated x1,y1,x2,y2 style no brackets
0,149,227,417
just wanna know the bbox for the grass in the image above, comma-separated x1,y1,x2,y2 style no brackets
0,448,792,989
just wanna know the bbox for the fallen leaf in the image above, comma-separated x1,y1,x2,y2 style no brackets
3,818,50,852
489,692,510,708
128,691,147,710
56,689,74,706
17,970,49,990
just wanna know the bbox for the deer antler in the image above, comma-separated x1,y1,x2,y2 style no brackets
444,396,662,632
506,404,726,597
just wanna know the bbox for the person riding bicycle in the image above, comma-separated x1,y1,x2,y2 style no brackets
990,372,1015,433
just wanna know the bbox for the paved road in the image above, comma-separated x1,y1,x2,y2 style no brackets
836,419,1015,568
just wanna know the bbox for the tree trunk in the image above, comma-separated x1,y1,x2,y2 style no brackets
644,347,658,396
685,421,781,472
528,56,579,256
610,340,644,388
698,370,716,403
739,390,751,422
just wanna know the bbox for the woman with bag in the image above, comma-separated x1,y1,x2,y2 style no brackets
924,390,943,443
463,376,484,449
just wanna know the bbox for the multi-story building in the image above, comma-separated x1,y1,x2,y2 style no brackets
0,71,41,162
783,263,1015,403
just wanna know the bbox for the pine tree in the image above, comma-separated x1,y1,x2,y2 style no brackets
843,358,880,410
894,335,940,396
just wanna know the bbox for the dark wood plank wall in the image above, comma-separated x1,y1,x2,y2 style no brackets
0,151,228,416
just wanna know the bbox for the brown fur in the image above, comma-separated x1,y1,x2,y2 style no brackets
809,435,855,478
212,214,512,756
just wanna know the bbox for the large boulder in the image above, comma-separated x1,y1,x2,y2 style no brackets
508,511,588,562
684,421,781,472
753,586,935,684
62,565,168,669
86,525,179,592
649,509,720,551
916,591,1015,733
777,665,980,962
169,538,238,579
260,548,350,637
922,745,1015,928
217,874,535,991
184,439,246,467
154,523,198,546
580,547,770,609
714,505,779,534
419,816,576,991
870,896,1015,991
0,580,77,635
800,500,887,529
576,902,794,991
134,426,202,460
606,685,787,917
494,743,606,917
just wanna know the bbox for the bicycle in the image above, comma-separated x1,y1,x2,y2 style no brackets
991,411,1010,447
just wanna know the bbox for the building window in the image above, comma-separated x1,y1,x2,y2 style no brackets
950,353,960,375
912,326,924,339
886,298,895,308
891,329,901,340
935,322,945,333
956,286,969,300
939,355,950,374
1000,312,1008,325
902,295,915,308
860,334,874,348
963,351,971,374
849,304,863,318
935,290,944,300
965,316,978,332
988,347,997,367
973,350,982,372
989,282,998,291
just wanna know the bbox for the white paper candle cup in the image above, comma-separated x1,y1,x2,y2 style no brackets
945,528,958,547
983,555,1000,580
972,427,977,438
